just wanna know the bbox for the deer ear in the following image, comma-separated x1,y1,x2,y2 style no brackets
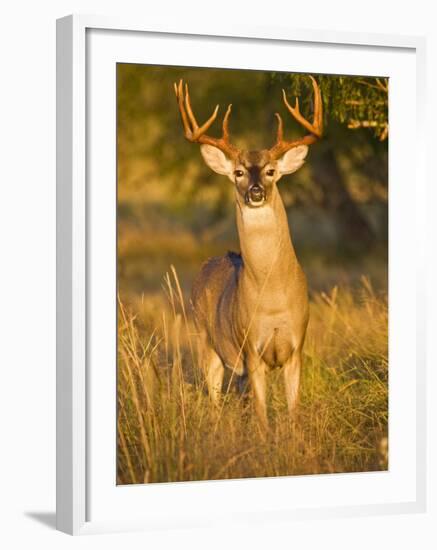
200,144,234,177
277,145,309,176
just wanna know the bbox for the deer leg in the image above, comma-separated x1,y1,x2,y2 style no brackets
283,349,302,416
203,344,224,405
237,373,249,396
247,356,268,430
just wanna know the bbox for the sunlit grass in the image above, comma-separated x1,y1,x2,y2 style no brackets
117,268,388,484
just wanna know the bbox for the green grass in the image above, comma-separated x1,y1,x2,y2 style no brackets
117,269,388,484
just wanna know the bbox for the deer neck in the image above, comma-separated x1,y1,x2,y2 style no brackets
236,186,299,289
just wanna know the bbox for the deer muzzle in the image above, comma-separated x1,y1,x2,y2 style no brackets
245,184,266,206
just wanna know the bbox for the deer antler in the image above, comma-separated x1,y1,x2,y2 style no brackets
174,79,240,159
269,75,323,159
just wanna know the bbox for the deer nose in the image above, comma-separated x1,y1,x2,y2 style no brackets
248,184,264,201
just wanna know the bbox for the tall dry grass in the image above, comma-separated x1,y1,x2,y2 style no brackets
117,268,388,484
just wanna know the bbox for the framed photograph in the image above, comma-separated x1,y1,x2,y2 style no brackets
56,14,427,535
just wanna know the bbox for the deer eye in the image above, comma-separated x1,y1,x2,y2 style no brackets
234,170,244,178
266,169,275,177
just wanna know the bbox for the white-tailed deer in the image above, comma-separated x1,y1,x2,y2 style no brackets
174,76,323,428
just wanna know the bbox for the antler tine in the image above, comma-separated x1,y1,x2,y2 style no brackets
222,104,233,141
309,75,323,134
274,113,284,142
282,82,322,138
174,79,240,159
270,76,323,159
174,79,193,140
183,82,200,133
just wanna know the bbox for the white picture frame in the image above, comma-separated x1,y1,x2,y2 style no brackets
56,14,427,535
